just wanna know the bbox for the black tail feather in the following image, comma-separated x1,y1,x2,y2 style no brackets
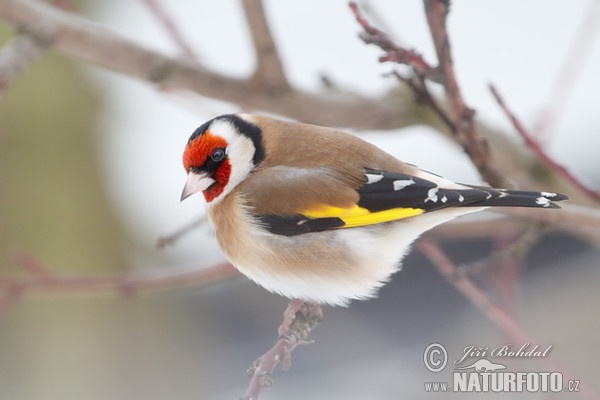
456,186,568,209
358,169,568,214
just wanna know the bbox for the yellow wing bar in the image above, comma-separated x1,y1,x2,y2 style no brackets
303,204,424,228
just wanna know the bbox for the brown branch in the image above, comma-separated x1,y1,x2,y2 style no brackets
499,204,600,234
417,240,598,400
0,32,49,96
0,0,404,129
349,2,434,77
425,217,527,240
417,240,530,339
142,0,198,61
350,1,507,187
0,252,239,315
458,223,545,280
392,71,455,132
490,84,600,202
241,0,290,93
423,0,507,188
243,300,323,400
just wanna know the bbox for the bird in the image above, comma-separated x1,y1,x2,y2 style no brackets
180,114,567,306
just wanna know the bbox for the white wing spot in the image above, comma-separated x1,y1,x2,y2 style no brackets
366,173,383,184
458,194,464,202
393,179,415,191
441,195,448,203
541,191,557,198
425,187,439,203
536,197,551,207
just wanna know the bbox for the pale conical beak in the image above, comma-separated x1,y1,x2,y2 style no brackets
180,172,215,202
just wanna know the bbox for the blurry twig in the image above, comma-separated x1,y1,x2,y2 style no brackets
243,300,323,400
458,223,546,278
156,215,207,248
490,84,600,203
142,0,198,61
0,33,49,97
417,240,531,341
460,226,545,316
0,251,238,316
533,0,600,142
0,0,403,129
417,240,598,400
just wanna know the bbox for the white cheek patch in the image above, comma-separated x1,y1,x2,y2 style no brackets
208,119,257,202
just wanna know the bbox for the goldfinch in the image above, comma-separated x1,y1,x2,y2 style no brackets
180,114,566,306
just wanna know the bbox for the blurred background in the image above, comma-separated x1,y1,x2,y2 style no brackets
1,1,599,399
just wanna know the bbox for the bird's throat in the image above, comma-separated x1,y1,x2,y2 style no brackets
203,160,231,202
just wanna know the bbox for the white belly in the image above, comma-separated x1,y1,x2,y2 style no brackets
211,203,480,306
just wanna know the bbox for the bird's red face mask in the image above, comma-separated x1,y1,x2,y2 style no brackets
181,130,231,203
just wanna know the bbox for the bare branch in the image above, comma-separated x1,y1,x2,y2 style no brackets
458,224,545,280
349,2,434,77
418,240,532,341
423,0,507,188
417,240,599,400
392,71,455,132
243,300,322,400
241,0,290,92
156,215,207,248
350,1,507,187
490,84,600,202
532,0,600,141
499,204,600,234
142,0,198,61
0,0,405,129
0,32,49,96
0,252,239,315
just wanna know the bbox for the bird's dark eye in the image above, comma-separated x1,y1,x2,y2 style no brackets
211,148,226,162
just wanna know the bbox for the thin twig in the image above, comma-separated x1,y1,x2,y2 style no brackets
417,240,598,400
156,215,207,248
349,2,434,77
458,223,546,279
499,205,600,237
532,0,600,142
392,71,455,132
243,300,323,400
490,83,600,202
0,253,238,316
142,0,198,61
418,240,530,341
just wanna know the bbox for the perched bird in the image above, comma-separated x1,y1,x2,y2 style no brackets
181,114,566,306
